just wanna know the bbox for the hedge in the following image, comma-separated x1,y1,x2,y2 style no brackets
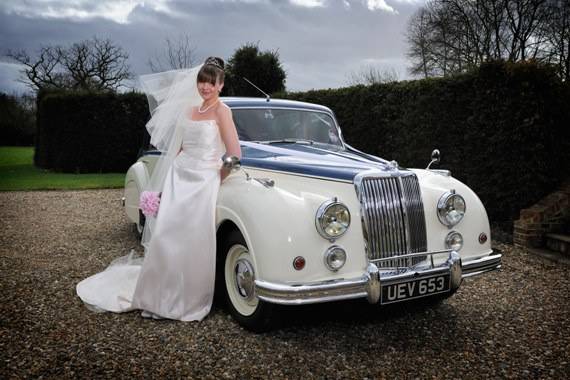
283,61,570,224
35,61,569,226
35,91,149,173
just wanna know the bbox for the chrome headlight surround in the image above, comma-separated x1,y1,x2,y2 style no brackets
315,198,351,240
437,191,466,227
323,245,347,271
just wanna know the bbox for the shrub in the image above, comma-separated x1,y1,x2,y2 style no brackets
35,91,148,173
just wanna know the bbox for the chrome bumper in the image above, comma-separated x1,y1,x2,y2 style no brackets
255,250,502,306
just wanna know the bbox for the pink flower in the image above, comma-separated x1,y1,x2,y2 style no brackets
139,191,161,217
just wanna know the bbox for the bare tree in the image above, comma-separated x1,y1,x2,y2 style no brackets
147,34,198,72
6,37,132,92
7,46,62,91
540,0,570,81
346,65,400,86
405,0,567,79
504,0,549,60
406,8,438,78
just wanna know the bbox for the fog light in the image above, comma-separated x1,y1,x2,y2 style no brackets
445,231,464,251
324,246,346,271
293,256,305,271
479,232,488,244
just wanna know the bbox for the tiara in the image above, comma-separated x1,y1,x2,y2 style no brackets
205,58,223,70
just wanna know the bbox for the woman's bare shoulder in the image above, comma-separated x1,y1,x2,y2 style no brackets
217,101,231,113
215,102,232,119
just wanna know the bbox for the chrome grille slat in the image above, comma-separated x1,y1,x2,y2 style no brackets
376,180,391,255
386,178,401,264
365,181,378,256
390,178,405,266
402,175,427,253
358,174,427,268
373,180,388,256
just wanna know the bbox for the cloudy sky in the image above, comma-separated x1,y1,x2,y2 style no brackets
0,0,425,95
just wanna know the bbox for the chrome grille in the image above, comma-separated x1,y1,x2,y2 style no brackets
358,174,427,268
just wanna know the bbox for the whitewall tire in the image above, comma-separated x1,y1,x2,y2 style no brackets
218,229,276,332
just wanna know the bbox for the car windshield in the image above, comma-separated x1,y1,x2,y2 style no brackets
232,108,343,149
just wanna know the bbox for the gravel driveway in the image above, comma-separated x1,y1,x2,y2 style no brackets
1,189,569,379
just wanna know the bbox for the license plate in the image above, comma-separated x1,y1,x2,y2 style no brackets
381,274,450,304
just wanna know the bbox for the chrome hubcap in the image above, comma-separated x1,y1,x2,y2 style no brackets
235,258,255,300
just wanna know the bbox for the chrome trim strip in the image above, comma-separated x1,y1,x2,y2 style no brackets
461,251,502,278
255,277,369,305
240,165,354,183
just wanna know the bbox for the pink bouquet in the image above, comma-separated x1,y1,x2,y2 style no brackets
139,191,161,218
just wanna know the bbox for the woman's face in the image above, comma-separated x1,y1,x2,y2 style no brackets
197,80,223,101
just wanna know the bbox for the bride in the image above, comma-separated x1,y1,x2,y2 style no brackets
76,57,241,321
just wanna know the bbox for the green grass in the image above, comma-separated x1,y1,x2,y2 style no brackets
0,146,125,191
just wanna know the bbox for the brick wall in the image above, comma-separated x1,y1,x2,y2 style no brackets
514,182,570,248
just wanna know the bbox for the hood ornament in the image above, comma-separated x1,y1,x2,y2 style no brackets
388,160,399,171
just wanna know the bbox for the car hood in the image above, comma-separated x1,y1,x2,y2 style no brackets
240,142,405,182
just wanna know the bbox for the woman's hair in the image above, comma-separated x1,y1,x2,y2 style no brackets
197,57,225,85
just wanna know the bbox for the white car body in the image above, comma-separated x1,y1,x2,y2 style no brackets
123,97,501,330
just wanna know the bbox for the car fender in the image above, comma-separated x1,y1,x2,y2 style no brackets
216,168,368,285
412,169,492,263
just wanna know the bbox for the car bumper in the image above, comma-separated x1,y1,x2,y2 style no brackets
255,249,502,305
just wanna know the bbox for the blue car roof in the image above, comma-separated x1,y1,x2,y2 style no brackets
222,97,332,113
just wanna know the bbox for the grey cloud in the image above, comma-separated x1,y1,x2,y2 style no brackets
0,0,422,93
0,62,30,95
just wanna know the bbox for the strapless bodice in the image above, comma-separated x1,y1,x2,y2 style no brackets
176,119,226,169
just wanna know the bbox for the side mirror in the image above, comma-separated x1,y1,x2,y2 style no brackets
223,155,241,171
426,149,440,169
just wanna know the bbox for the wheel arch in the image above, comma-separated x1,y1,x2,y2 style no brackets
215,211,258,270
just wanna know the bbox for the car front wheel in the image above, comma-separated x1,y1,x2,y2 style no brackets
219,230,275,332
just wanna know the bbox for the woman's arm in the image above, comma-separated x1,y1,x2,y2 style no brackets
216,103,242,182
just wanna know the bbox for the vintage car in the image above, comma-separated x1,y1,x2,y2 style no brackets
123,97,502,331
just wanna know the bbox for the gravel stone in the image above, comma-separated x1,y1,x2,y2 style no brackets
1,189,569,379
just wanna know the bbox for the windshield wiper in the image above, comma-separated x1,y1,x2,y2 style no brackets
252,139,315,145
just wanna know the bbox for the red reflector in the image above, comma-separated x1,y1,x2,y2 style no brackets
479,233,488,244
293,256,305,270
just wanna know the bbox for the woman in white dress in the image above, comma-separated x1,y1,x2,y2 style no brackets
76,57,241,321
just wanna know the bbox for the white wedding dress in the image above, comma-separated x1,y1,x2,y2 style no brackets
77,118,225,321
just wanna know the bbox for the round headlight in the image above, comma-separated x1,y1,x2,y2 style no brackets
437,192,466,227
316,198,351,240
324,245,347,271
445,231,464,251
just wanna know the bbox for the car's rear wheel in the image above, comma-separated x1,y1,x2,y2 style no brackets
218,229,276,332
